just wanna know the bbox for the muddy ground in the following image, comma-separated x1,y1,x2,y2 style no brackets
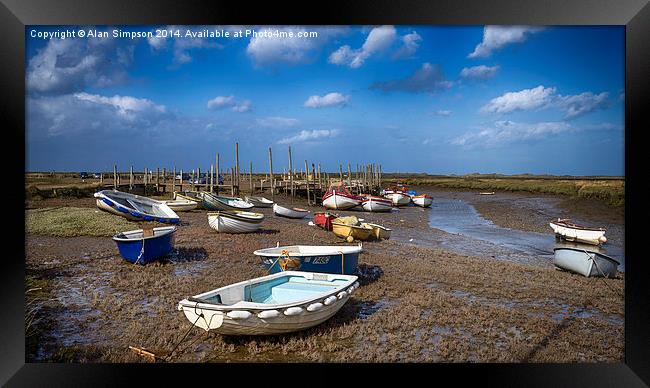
25,188,624,362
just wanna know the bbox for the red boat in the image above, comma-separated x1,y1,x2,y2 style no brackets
313,212,338,231
322,183,362,210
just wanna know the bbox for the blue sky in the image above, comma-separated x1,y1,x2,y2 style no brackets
25,25,624,175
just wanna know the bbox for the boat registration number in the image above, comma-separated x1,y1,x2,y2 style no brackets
312,256,330,264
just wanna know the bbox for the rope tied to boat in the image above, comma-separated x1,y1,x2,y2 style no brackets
583,249,624,299
339,251,345,274
163,305,204,362
134,232,146,265
267,250,291,273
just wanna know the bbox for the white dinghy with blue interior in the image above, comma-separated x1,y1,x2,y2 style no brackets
177,271,359,335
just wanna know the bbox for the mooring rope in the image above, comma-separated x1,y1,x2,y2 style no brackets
584,249,624,299
164,309,204,362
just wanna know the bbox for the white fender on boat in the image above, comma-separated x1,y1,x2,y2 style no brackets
337,291,347,299
324,296,337,305
347,288,354,295
307,302,324,312
227,310,252,320
353,281,360,289
284,307,304,316
257,310,281,319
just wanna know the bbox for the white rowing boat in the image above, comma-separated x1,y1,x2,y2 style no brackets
273,203,309,219
549,218,607,245
384,192,411,206
207,211,264,233
245,196,274,208
411,194,433,207
162,198,198,212
94,189,179,224
177,271,359,335
361,195,393,212
553,247,619,277
322,183,362,210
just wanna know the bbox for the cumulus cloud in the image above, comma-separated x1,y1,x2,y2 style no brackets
246,26,347,66
147,25,221,66
481,86,610,119
480,85,556,114
303,92,349,108
393,31,422,59
468,26,544,59
207,95,252,112
28,93,171,136
451,120,620,149
460,65,500,80
277,129,339,144
26,37,130,95
371,63,453,93
329,25,396,68
256,117,299,127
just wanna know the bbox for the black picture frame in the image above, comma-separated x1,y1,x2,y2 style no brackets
3,0,649,386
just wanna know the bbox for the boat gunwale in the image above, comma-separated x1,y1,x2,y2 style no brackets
253,244,363,257
112,226,177,242
552,247,620,265
550,219,606,232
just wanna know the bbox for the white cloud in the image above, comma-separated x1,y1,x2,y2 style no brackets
460,65,500,80
371,62,452,93
556,92,609,119
434,110,452,116
393,31,422,59
277,129,339,144
451,120,620,149
256,117,299,127
480,86,556,114
468,26,544,59
481,86,610,119
26,38,129,95
147,25,221,66
207,95,252,112
329,25,396,68
303,92,349,108
246,26,347,66
452,120,573,148
28,93,171,136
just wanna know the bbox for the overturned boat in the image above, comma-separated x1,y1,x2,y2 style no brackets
550,218,607,245
273,203,309,219
177,271,359,335
255,243,362,275
553,247,619,278
113,226,176,265
207,211,264,233
94,190,179,224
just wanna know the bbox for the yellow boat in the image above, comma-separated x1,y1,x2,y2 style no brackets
363,223,391,240
332,220,373,241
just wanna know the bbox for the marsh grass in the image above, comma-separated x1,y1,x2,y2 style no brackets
26,207,143,237
384,176,624,207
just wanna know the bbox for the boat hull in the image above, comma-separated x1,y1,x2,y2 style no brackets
255,245,362,275
273,204,309,219
94,190,179,224
332,222,373,241
385,192,411,206
113,226,176,264
365,223,391,240
207,212,263,233
361,197,393,212
163,200,198,212
412,195,433,207
202,193,255,211
322,191,361,210
553,247,619,277
245,196,274,208
177,272,359,335
550,221,606,245
313,213,337,231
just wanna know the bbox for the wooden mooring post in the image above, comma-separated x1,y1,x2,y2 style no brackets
129,165,134,190
288,146,294,203
216,153,220,194
249,161,253,194
235,142,240,193
269,147,274,203
305,159,310,205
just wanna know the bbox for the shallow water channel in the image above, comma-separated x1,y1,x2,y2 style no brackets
397,198,625,270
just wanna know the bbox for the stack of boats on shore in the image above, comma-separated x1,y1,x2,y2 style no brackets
549,218,619,278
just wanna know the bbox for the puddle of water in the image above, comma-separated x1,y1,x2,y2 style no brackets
356,298,396,320
425,198,625,270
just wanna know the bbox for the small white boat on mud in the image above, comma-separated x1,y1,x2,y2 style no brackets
207,211,264,233
411,194,433,208
177,271,359,335
384,192,411,206
322,183,362,210
273,203,309,219
202,193,255,212
361,195,393,212
549,218,607,245
94,189,179,224
162,197,198,212
245,196,274,208
553,247,619,278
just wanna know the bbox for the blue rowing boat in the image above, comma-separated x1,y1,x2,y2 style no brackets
254,244,363,275
113,226,177,264
94,189,180,224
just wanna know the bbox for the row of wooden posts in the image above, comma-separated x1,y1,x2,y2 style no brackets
105,143,383,205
